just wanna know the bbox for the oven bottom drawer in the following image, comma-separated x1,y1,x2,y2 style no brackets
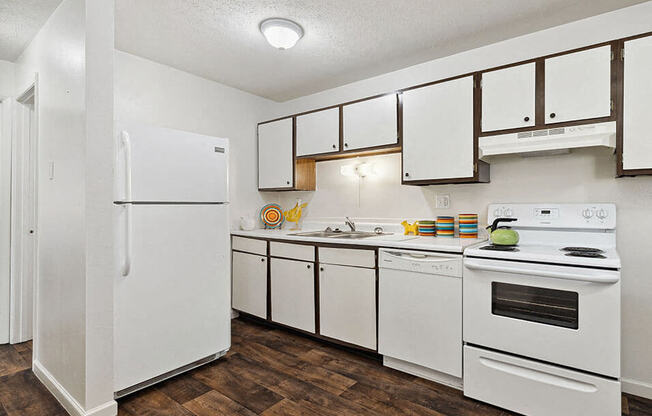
463,345,620,416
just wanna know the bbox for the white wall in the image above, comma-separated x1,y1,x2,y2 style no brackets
14,0,116,414
266,2,652,398
0,60,14,344
114,51,276,227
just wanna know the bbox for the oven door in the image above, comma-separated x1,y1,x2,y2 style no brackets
463,257,620,378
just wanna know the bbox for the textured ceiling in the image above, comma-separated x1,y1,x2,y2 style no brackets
115,0,646,102
0,0,63,61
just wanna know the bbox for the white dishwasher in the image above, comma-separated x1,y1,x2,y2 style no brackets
378,248,463,387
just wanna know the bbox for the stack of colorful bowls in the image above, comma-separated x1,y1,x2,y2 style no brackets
436,216,455,237
417,220,436,236
458,214,478,238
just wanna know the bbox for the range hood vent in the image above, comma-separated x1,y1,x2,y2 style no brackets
479,121,616,158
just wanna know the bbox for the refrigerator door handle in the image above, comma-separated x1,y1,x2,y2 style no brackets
121,204,132,277
121,130,133,202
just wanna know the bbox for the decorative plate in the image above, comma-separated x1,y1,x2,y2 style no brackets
260,203,284,229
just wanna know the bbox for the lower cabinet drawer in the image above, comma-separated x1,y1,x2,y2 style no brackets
463,345,621,416
271,258,315,333
319,247,375,268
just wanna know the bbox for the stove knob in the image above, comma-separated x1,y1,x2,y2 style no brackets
596,209,608,219
504,208,513,217
582,208,593,219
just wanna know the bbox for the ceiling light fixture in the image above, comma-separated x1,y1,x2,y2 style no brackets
260,18,304,50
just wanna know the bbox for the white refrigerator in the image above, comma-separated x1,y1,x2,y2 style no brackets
113,121,230,397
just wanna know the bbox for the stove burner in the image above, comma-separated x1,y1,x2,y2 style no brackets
561,247,605,254
565,252,606,259
480,245,519,252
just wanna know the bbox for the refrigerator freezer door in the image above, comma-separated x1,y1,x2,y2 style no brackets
114,204,230,392
115,121,228,203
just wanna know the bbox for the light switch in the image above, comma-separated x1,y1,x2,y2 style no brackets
436,193,451,209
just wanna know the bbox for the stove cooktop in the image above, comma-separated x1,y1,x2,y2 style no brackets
561,247,605,254
479,245,519,252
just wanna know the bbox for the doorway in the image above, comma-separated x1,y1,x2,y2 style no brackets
9,84,38,344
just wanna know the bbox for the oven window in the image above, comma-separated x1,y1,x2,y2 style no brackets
492,282,579,329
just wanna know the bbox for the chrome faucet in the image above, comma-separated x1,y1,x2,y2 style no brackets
345,217,356,232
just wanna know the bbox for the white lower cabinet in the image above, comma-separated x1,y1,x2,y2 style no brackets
464,345,621,416
232,251,267,319
270,258,315,333
319,263,376,349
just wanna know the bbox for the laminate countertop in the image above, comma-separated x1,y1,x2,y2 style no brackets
231,228,487,254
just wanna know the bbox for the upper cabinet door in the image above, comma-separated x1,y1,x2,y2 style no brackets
403,76,475,181
545,46,612,124
623,35,652,171
258,118,294,190
296,108,340,156
342,94,398,151
482,63,536,132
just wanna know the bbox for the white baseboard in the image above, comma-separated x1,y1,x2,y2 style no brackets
383,356,463,390
33,360,118,416
622,377,652,400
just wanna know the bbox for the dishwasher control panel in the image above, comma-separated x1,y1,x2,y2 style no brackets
379,249,462,277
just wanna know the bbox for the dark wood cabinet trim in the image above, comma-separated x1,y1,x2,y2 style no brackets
535,59,546,127
266,240,271,320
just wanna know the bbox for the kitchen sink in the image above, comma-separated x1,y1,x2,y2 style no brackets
289,230,392,239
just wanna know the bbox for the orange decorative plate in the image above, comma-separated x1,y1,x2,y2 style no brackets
260,204,284,229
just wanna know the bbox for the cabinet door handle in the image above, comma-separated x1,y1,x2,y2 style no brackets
344,143,348,148
286,181,290,185
332,144,336,149
524,116,530,122
261,258,265,262
307,264,311,269
405,172,410,177
549,113,556,119
320,267,324,272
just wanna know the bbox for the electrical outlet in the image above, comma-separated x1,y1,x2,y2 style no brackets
436,193,451,209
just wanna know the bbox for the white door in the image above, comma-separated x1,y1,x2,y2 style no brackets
403,76,474,181
115,121,228,203
232,251,267,319
623,35,652,170
296,108,339,156
482,63,536,131
319,264,376,349
463,258,620,378
545,46,612,124
115,204,230,391
258,118,294,190
342,94,397,151
271,258,315,332
378,268,462,377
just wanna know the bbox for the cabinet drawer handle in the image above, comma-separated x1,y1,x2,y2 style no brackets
549,113,556,119
524,116,530,122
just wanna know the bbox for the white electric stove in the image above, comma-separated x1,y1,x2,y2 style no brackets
463,203,621,416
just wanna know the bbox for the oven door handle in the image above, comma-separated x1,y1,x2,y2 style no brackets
464,260,619,284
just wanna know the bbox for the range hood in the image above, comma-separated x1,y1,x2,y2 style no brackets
479,121,616,158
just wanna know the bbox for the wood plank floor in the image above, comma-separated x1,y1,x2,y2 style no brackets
0,318,651,415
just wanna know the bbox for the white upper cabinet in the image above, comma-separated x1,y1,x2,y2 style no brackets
482,63,536,132
342,94,398,151
545,45,612,124
402,76,475,181
296,108,340,156
258,118,293,190
623,35,652,171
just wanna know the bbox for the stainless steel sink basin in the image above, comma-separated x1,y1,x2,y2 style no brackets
289,230,392,239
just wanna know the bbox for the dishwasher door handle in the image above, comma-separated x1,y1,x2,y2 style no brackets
383,251,456,262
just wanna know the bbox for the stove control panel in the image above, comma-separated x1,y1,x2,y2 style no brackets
488,203,616,230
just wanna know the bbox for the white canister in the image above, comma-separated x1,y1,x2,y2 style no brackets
240,216,256,231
